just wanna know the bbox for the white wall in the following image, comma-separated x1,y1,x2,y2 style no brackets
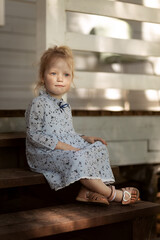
0,115,160,166
0,0,36,109
73,116,160,166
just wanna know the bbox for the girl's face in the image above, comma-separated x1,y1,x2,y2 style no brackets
43,58,72,99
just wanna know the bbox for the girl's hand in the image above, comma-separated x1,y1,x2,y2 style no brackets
65,145,80,151
82,136,107,146
55,141,80,151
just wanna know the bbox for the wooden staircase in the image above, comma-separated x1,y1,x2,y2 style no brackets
0,132,160,240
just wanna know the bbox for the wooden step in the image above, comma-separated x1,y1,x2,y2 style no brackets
0,132,120,188
0,201,159,240
0,168,46,188
0,131,119,177
0,132,26,147
0,167,119,189
0,132,120,189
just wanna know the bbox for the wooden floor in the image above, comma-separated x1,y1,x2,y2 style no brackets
0,201,159,240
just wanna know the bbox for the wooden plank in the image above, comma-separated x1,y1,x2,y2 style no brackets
0,97,31,110
108,140,147,166
0,132,156,166
0,0,36,111
0,165,118,188
66,32,160,57
0,110,160,118
0,110,25,117
0,33,35,51
0,67,35,85
0,51,35,67
0,168,46,188
0,136,25,147
6,0,36,19
0,67,34,110
132,216,155,240
73,116,160,165
73,115,160,165
0,16,36,35
72,110,160,116
0,0,5,26
66,0,160,24
146,152,160,164
0,89,33,98
148,139,160,151
0,132,26,147
0,201,159,239
0,89,33,110
74,71,160,90
73,116,160,142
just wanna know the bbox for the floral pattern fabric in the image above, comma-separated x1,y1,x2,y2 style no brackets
25,91,115,190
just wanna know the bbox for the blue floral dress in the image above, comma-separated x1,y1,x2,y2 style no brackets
25,91,115,190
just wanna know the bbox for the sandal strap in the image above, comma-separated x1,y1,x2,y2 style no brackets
121,187,140,205
108,185,116,202
122,190,131,202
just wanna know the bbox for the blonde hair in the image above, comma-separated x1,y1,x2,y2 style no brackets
35,45,74,95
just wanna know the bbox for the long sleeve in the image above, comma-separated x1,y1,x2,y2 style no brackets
26,98,58,150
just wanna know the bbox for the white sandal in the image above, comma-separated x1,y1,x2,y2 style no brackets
107,186,139,205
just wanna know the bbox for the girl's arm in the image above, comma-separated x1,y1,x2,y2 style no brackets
26,99,58,150
26,99,80,151
55,141,80,151
81,135,107,146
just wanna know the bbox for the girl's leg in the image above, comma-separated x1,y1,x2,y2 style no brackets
80,178,123,202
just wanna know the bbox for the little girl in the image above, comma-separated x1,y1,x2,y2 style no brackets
25,45,139,205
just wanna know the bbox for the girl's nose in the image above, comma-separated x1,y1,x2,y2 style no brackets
57,73,63,81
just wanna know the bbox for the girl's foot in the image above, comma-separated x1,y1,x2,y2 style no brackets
107,185,140,205
121,187,140,205
76,187,109,206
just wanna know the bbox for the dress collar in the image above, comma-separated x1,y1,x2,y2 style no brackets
39,90,69,111
39,90,63,104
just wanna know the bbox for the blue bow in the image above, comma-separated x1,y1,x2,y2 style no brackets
58,101,69,111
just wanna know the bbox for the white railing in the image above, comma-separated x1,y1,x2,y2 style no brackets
37,0,160,92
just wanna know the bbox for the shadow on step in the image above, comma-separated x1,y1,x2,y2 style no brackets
0,181,81,213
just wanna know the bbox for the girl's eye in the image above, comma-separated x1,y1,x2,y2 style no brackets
64,73,70,77
51,72,56,75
